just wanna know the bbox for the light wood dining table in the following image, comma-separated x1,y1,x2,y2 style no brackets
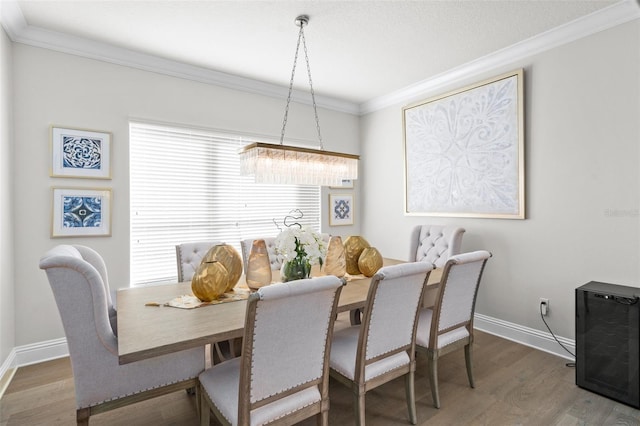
117,258,442,365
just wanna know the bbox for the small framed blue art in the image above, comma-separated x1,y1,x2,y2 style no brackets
51,126,112,179
329,193,354,226
52,187,112,237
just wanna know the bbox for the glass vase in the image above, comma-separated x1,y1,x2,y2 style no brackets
281,257,312,282
246,239,273,290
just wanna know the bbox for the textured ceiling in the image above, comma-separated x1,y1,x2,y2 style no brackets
12,0,622,104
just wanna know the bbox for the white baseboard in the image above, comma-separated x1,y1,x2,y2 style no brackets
13,337,69,367
0,348,17,400
0,313,574,395
474,313,576,361
0,347,16,376
0,338,68,399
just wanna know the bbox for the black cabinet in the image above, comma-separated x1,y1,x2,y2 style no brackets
576,281,640,407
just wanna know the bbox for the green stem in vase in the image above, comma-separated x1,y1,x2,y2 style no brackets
282,256,312,282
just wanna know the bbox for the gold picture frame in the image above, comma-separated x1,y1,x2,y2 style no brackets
402,69,525,219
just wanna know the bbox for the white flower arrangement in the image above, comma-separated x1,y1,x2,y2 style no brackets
274,225,327,266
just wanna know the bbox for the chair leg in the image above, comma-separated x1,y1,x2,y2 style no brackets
76,408,90,426
428,351,441,409
317,410,329,426
211,340,234,365
231,337,243,357
200,386,210,426
195,382,201,419
350,308,362,325
405,371,417,425
465,343,475,388
354,391,366,426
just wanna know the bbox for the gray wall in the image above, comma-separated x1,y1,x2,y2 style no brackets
2,16,639,368
11,44,360,347
0,26,15,367
359,20,640,339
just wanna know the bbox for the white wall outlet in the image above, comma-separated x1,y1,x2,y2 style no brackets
540,298,549,316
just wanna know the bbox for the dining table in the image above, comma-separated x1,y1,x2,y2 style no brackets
116,258,442,365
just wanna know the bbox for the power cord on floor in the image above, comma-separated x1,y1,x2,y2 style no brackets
539,302,576,367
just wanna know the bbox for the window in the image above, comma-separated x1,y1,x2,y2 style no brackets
130,121,321,286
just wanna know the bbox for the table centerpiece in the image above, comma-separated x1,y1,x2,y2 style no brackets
275,225,327,282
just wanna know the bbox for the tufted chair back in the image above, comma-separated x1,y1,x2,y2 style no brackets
39,245,205,425
409,225,465,268
175,241,223,282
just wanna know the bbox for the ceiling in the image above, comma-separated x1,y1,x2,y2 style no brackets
2,0,630,109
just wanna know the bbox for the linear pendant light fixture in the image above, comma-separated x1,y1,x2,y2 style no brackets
239,15,359,186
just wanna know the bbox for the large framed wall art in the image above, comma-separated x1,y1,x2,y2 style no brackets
51,187,112,237
51,126,112,179
403,69,525,219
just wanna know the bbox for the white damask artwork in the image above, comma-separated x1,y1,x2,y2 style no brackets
403,70,524,219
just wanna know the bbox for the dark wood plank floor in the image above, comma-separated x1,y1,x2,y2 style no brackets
2,330,639,425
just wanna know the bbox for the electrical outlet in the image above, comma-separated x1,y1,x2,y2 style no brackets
540,298,549,316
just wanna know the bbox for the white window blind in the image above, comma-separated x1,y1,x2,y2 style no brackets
130,121,321,286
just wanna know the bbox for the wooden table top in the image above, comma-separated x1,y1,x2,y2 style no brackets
117,258,442,364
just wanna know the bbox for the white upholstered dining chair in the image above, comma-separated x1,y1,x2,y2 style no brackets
329,262,434,425
176,240,239,363
198,275,343,426
415,250,491,408
175,240,223,282
39,245,205,426
408,225,465,268
71,245,118,335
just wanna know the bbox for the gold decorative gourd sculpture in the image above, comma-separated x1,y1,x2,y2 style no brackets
343,235,371,275
324,235,346,277
203,243,243,292
191,261,229,302
358,247,383,277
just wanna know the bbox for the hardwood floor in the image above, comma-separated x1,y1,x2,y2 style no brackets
1,330,639,425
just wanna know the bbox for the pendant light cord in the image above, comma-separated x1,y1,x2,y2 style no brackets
279,17,323,149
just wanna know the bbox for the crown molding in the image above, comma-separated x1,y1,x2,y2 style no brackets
0,0,360,115
360,0,640,115
2,0,638,116
0,0,26,39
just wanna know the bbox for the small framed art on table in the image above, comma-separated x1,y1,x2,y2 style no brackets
329,194,354,226
51,187,112,237
51,126,112,179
